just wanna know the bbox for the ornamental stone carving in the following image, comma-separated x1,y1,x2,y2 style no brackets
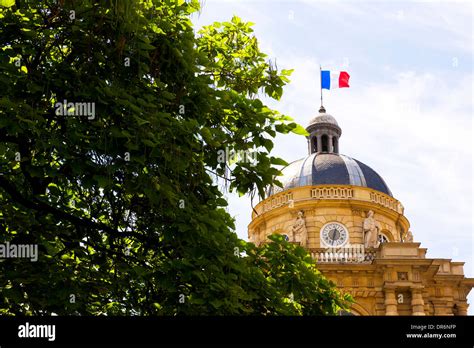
404,230,414,242
363,210,381,248
351,209,365,217
291,210,308,247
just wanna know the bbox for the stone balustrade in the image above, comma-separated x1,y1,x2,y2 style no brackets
369,191,403,214
254,185,404,216
262,192,293,213
311,245,376,263
311,187,353,199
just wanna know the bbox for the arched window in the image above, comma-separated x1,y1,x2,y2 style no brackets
312,137,318,153
321,135,329,152
378,233,389,244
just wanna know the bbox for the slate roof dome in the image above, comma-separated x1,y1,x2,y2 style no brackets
267,106,392,197
267,152,392,196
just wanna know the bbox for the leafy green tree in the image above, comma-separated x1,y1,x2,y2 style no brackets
0,0,350,315
243,235,351,315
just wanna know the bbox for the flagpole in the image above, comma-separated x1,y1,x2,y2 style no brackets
320,65,324,112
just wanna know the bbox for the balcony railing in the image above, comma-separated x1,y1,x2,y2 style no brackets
310,245,376,264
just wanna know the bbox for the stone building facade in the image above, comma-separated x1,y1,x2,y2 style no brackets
248,107,473,315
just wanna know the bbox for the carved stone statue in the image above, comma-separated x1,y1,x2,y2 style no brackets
404,230,414,242
363,210,380,248
397,202,404,214
292,210,307,247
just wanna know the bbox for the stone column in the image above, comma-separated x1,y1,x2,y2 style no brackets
384,289,398,315
455,303,468,316
411,289,425,316
317,135,322,153
328,135,333,153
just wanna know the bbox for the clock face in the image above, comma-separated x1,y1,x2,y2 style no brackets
321,223,348,247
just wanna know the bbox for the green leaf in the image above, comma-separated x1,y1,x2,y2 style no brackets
289,124,309,136
0,0,15,7
270,157,288,166
138,41,155,50
132,114,150,126
215,197,228,206
93,175,109,187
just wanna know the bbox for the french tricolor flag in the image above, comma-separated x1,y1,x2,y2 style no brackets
321,70,350,90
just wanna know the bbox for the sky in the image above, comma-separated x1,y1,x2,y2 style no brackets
192,0,474,313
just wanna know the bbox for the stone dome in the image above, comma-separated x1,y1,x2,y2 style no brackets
268,152,392,197
308,113,339,127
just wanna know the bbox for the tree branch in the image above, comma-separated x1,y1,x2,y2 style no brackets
0,175,144,242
